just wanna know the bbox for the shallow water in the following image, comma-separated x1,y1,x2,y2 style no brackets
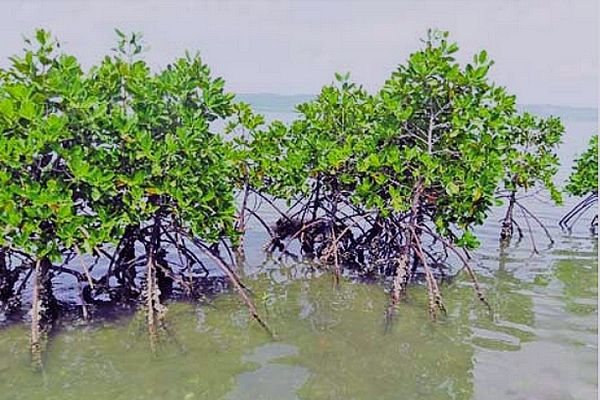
0,108,597,400
0,245,596,400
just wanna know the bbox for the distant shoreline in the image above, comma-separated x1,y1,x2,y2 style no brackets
237,93,598,120
236,93,315,113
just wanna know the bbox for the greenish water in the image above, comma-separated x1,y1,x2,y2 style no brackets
0,242,597,400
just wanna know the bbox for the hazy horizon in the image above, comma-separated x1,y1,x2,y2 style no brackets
0,0,597,107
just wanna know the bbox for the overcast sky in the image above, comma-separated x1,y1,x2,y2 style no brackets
0,0,597,107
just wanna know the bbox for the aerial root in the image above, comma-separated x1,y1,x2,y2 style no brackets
500,192,553,248
419,225,491,314
29,258,56,370
233,175,250,263
30,259,43,370
187,235,275,338
499,193,517,243
412,231,446,320
560,193,598,231
145,251,163,353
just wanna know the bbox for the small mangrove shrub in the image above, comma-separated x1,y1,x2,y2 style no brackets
0,30,269,367
497,112,564,248
561,135,598,232
245,31,567,319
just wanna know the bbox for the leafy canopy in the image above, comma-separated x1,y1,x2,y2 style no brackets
0,30,96,260
0,29,241,262
566,135,598,197
81,31,238,243
500,112,563,204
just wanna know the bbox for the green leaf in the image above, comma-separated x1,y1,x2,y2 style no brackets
446,182,460,195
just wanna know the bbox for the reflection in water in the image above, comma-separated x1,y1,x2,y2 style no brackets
472,252,597,400
226,343,309,400
0,239,596,400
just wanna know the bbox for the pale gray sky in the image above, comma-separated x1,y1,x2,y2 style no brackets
0,0,597,107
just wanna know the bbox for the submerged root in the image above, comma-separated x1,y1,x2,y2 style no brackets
145,251,166,353
385,254,409,329
11,213,277,358
145,217,168,353
390,253,409,306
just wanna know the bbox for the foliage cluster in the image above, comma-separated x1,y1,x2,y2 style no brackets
498,112,564,247
566,135,598,197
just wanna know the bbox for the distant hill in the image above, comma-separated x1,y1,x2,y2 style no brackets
236,93,314,113
237,93,597,120
518,104,597,121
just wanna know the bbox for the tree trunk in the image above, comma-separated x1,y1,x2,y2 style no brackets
500,191,516,242
30,257,57,369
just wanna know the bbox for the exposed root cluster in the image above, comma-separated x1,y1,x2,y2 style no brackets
0,213,272,367
559,193,598,233
498,191,555,252
250,184,490,321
